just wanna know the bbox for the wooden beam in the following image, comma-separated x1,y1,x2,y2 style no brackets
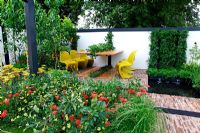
24,0,38,74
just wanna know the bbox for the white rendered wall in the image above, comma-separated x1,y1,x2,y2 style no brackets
77,31,200,69
186,31,200,64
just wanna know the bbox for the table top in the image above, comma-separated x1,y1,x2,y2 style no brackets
79,50,123,56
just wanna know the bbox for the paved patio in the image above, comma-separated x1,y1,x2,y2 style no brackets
149,93,200,133
78,67,200,133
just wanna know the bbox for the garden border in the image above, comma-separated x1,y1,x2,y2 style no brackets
78,27,200,32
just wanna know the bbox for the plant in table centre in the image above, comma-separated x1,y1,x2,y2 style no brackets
88,32,115,57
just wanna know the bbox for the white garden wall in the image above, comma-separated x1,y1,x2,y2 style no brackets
0,26,199,69
77,31,200,69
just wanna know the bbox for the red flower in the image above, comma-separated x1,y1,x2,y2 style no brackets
75,119,81,125
51,105,58,111
98,97,104,101
91,92,98,98
138,88,147,95
98,97,109,103
105,121,110,127
3,98,10,105
127,89,136,94
69,114,74,122
0,110,8,118
8,93,12,98
119,97,127,104
139,88,147,93
84,100,88,105
83,94,89,99
52,111,58,115
55,95,60,101
61,113,65,118
14,92,20,97
28,90,33,94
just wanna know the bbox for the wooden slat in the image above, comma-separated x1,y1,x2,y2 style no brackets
79,50,123,56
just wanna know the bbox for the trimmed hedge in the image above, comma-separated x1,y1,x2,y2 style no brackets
149,30,188,69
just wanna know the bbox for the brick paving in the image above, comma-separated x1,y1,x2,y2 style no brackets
78,67,148,85
149,93,200,133
78,67,200,133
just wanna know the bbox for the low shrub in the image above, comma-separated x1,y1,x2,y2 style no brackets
108,96,161,133
0,69,163,132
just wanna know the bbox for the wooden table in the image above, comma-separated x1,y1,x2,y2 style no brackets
79,50,123,66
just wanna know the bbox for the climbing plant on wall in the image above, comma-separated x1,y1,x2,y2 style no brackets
149,30,188,69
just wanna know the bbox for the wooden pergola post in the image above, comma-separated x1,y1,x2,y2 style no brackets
24,0,38,74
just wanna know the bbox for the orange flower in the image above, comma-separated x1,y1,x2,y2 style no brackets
52,111,58,115
0,110,8,118
91,92,98,98
4,98,10,105
14,92,20,97
8,93,12,98
127,89,136,94
51,105,58,111
105,121,110,127
55,95,60,101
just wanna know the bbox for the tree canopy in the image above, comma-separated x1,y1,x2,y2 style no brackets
83,0,200,28
37,0,84,24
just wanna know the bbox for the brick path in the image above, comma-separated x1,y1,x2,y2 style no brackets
78,67,148,85
149,93,200,133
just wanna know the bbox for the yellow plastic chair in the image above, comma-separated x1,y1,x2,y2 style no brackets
116,50,136,79
70,50,88,68
59,51,78,71
79,49,94,67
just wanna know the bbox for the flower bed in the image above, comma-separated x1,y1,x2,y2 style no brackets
0,66,164,132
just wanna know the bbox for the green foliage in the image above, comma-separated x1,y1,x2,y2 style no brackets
83,1,200,28
89,66,112,78
88,32,115,56
147,64,200,90
189,42,200,65
0,70,162,132
0,1,79,68
35,1,79,68
147,68,190,78
13,63,27,69
149,30,188,69
0,0,26,62
37,0,84,24
108,96,162,133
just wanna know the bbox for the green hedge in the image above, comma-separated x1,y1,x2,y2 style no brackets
149,30,188,69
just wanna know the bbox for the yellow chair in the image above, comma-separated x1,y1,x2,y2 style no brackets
116,50,136,79
79,49,94,67
60,51,78,71
70,50,88,69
